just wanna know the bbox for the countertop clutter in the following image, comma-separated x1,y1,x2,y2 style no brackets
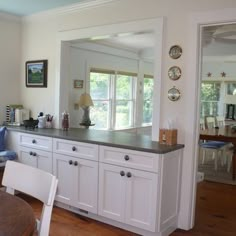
6,126,184,154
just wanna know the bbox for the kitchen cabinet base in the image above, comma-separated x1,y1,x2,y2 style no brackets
54,201,178,236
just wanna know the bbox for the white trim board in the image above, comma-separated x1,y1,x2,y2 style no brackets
181,8,236,230
55,17,164,142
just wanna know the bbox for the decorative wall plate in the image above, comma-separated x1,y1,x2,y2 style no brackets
168,86,181,101
169,45,182,59
168,66,182,80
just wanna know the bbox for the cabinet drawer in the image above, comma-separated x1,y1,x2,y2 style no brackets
18,146,52,173
19,133,52,151
99,146,159,173
53,138,98,161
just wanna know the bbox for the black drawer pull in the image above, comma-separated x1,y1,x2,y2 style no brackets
69,160,73,165
72,146,76,151
120,171,125,176
124,155,129,161
32,152,37,156
32,139,36,144
29,151,33,156
74,161,78,166
126,172,132,178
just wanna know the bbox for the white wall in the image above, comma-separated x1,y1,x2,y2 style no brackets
0,14,21,123
17,0,236,231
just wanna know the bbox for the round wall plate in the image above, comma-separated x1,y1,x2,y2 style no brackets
169,45,182,59
168,86,181,101
168,66,182,80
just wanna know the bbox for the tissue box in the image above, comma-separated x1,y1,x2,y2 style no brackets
159,129,177,145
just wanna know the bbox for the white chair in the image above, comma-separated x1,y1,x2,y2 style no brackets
2,161,58,236
200,116,231,170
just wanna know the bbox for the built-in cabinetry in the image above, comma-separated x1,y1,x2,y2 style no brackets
7,130,183,236
99,146,158,232
53,138,98,214
18,133,52,173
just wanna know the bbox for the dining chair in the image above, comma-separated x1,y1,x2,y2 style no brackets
200,116,231,171
2,161,58,236
0,127,17,167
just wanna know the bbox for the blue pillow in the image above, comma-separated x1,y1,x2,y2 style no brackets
0,127,6,151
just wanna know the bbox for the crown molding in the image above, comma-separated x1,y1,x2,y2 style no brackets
22,0,120,21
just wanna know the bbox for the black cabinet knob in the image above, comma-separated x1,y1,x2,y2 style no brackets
74,161,78,166
124,155,130,161
120,171,125,176
32,139,36,144
72,146,76,151
32,152,37,156
126,172,132,178
69,160,73,165
29,151,33,156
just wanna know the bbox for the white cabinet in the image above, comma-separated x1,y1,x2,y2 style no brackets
18,133,53,173
18,146,52,173
99,163,158,232
53,139,99,214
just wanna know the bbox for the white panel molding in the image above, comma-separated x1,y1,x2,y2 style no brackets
22,0,120,20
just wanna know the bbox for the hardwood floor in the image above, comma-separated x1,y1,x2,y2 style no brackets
1,166,236,235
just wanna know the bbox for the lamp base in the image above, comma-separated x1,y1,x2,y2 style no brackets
80,106,94,127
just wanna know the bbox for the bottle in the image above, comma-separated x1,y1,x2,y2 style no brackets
62,111,69,131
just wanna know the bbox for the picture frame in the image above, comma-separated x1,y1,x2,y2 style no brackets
74,80,83,88
25,60,48,87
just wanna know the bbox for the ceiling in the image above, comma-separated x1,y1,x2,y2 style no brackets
0,0,87,16
202,23,236,59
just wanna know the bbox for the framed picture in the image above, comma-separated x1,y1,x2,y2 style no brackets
25,60,48,87
74,80,83,88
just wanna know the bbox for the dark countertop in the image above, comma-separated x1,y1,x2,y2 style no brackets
6,126,184,154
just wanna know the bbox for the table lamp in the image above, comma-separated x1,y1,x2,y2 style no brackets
78,93,94,126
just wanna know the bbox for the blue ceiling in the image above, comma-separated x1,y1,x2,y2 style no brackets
0,0,87,16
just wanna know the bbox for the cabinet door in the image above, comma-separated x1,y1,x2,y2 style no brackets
53,153,74,205
18,146,52,173
125,168,158,232
98,163,126,223
73,158,98,214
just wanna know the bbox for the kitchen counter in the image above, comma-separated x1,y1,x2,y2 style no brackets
6,126,184,154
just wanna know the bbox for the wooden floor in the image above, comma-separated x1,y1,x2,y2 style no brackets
1,166,236,235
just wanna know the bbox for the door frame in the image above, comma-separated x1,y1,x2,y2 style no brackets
187,8,236,228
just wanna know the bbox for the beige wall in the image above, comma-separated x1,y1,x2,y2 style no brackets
16,0,236,230
0,14,21,122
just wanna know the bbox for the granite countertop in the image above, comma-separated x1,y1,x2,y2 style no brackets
6,126,184,154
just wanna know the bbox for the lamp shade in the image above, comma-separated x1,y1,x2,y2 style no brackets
224,95,236,104
78,93,94,107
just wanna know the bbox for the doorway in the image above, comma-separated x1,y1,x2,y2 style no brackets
188,9,236,231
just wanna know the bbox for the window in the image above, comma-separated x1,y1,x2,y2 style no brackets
200,82,221,117
143,75,153,124
90,68,136,130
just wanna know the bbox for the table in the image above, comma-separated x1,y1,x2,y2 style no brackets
200,126,236,180
0,191,35,236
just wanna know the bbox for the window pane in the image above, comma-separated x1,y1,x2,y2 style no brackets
143,78,153,124
90,101,109,129
90,72,110,99
115,101,132,129
200,82,221,101
116,75,133,99
143,78,154,100
200,101,219,117
227,83,236,95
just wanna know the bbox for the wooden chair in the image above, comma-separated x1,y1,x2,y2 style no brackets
2,161,58,236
